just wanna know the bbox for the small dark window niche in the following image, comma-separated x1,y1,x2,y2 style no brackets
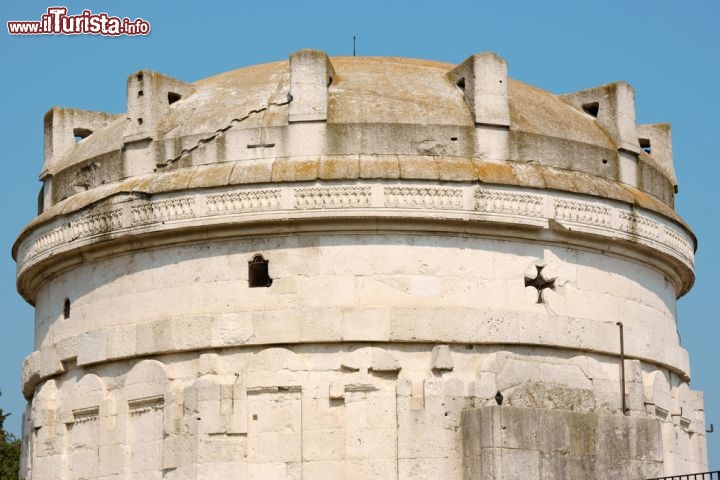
248,254,272,288
582,102,600,118
37,185,44,214
63,298,71,319
639,138,652,154
73,127,93,143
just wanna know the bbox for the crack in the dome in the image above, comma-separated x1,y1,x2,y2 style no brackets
160,93,293,167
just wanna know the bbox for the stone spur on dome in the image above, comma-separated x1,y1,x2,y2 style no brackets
14,49,706,479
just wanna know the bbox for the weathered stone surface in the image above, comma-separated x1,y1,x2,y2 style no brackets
13,49,707,480
462,406,665,479
431,345,454,371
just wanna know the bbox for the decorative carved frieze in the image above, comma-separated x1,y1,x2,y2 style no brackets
294,186,371,209
618,211,660,240
553,199,611,228
475,190,544,217
131,198,195,226
662,226,694,264
207,189,281,215
128,395,164,416
17,225,66,267
15,183,695,277
71,406,99,424
70,209,123,238
384,186,463,209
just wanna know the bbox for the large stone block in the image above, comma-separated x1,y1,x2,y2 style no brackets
302,460,345,480
398,458,463,479
462,406,665,479
289,49,335,123
302,429,344,461
77,329,107,366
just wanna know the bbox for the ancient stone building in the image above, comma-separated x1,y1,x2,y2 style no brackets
13,49,708,479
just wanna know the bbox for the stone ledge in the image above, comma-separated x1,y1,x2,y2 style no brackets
23,310,691,397
14,181,695,304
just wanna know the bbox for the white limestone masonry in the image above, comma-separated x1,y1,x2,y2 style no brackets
13,50,706,479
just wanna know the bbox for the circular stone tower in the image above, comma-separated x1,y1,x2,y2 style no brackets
14,50,707,480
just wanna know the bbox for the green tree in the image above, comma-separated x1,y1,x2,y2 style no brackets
0,391,20,480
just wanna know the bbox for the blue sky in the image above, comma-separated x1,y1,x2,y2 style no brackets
1,0,718,469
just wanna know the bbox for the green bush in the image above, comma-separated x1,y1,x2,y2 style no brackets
0,392,20,480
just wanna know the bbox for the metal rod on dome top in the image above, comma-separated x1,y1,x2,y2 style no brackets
616,321,627,416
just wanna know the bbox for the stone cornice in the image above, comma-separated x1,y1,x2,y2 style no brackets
15,180,695,304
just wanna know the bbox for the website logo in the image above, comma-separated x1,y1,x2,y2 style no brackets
8,7,150,36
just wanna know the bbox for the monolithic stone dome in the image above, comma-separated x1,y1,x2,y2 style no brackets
14,50,705,480
17,53,693,295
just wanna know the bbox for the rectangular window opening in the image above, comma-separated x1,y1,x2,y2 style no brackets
248,254,272,288
639,138,652,154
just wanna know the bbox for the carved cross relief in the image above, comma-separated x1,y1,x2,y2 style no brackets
524,265,556,304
